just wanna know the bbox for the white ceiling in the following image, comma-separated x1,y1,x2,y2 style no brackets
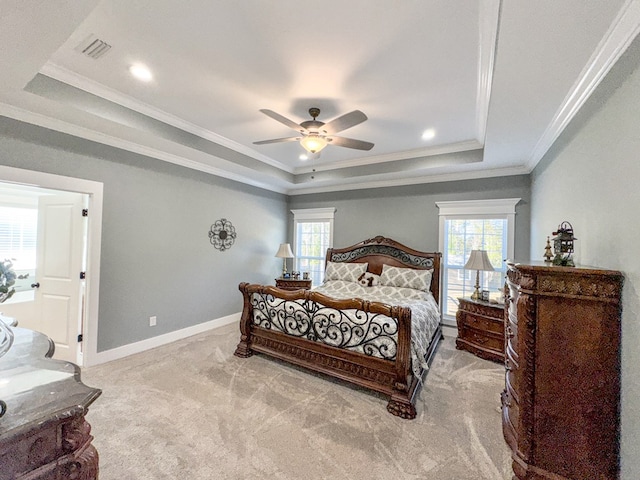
1,0,639,194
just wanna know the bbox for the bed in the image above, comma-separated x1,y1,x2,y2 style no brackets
234,236,443,419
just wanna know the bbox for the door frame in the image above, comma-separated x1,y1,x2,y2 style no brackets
0,165,103,367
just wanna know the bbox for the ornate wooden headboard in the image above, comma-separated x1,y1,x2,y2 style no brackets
324,236,441,304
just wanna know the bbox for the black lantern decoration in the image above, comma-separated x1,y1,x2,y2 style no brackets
551,221,576,266
209,218,237,251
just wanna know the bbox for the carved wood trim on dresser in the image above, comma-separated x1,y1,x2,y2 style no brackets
503,261,623,480
0,328,101,480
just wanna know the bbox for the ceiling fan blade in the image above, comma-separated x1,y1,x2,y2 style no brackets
322,110,368,134
259,109,304,132
253,137,300,145
329,136,374,151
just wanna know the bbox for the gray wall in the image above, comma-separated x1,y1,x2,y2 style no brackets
288,176,531,259
0,119,288,352
530,36,640,479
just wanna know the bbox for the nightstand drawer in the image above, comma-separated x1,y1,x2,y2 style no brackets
455,297,505,363
275,278,312,291
458,326,504,352
459,312,503,335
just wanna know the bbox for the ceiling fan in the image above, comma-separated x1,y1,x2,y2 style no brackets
254,107,374,155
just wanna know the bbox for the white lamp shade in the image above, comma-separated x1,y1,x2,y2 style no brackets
300,135,328,154
464,250,494,271
275,243,295,259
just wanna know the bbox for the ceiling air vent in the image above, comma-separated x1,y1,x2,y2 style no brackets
75,34,112,59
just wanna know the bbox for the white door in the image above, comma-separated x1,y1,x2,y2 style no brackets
34,193,86,363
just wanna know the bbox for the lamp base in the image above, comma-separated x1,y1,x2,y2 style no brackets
470,269,481,301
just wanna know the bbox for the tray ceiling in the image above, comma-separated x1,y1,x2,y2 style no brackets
1,0,639,194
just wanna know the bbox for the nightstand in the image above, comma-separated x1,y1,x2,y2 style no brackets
455,297,505,363
275,278,312,291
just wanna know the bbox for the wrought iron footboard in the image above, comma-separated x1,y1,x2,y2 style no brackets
250,291,399,360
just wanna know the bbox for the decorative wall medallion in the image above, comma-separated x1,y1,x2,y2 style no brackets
209,218,237,251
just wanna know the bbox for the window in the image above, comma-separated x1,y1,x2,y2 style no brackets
291,208,335,286
0,205,37,295
436,198,519,323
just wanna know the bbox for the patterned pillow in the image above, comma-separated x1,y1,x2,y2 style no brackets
324,261,368,283
379,265,433,292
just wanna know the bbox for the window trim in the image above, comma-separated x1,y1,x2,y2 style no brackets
291,207,336,282
436,198,520,324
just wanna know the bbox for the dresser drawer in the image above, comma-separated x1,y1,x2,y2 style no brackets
505,363,519,405
501,389,518,452
1,423,60,476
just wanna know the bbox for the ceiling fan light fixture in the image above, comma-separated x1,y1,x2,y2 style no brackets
300,135,328,154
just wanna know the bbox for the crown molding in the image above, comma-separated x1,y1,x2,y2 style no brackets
475,0,501,144
1,96,532,197
294,139,482,174
39,62,295,174
286,165,530,196
37,63,488,180
527,0,640,170
0,100,289,194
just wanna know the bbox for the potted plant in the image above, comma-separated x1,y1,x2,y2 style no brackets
0,259,27,304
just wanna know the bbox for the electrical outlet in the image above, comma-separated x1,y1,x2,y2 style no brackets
149,316,157,327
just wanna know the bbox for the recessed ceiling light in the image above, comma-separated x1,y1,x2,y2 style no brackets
422,128,436,140
299,154,308,161
129,64,153,82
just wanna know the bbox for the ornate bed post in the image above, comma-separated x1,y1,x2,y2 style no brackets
387,305,416,419
234,282,254,358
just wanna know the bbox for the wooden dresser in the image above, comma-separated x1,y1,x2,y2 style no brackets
275,277,312,291
0,327,101,480
503,262,623,480
455,297,505,363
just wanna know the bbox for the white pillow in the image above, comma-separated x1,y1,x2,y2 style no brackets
379,265,433,292
324,261,368,283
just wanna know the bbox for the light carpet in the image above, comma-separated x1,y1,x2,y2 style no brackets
82,323,512,479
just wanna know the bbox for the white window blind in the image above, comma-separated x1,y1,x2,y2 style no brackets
0,206,37,294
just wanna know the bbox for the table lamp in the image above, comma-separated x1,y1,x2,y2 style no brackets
464,249,494,301
275,243,295,277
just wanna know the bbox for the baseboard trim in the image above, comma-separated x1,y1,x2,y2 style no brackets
441,318,457,328
90,312,240,366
